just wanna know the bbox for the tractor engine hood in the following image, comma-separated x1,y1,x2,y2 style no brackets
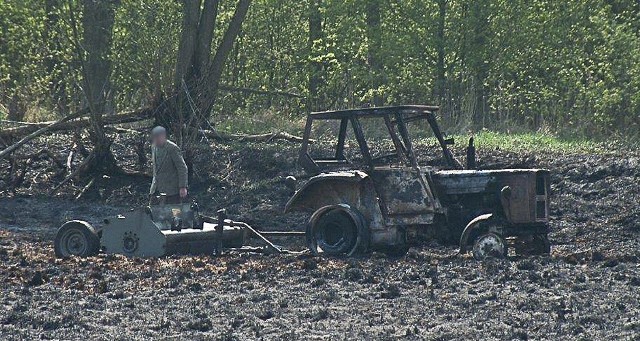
432,169,549,195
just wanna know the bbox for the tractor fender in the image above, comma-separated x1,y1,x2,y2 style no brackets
284,170,371,213
459,213,494,253
307,204,370,256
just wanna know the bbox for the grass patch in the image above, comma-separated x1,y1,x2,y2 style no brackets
413,130,607,154
216,110,306,135
462,131,603,154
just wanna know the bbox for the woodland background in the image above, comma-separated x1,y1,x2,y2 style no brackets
1,0,639,143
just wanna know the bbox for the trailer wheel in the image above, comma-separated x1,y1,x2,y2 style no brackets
307,206,368,256
54,220,100,258
472,232,506,260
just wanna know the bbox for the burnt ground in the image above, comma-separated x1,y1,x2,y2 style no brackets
0,131,639,340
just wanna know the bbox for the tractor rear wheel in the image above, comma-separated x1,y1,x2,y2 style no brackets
54,221,100,258
307,206,367,256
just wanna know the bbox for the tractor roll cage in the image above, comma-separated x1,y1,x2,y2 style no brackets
299,105,462,174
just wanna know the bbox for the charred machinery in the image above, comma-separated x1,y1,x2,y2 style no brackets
286,105,551,259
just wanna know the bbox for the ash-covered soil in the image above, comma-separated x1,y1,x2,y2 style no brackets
0,131,639,340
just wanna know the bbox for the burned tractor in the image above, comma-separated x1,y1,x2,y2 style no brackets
285,105,550,259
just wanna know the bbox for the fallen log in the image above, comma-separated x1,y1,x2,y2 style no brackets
1,107,306,162
0,109,89,159
0,108,154,159
200,129,309,143
0,107,153,140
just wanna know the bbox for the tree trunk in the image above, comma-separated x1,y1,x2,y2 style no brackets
80,0,120,175
365,0,383,107
170,0,202,134
195,0,220,77
45,0,68,114
165,0,251,181
308,0,323,111
200,0,252,116
467,1,490,128
168,0,251,133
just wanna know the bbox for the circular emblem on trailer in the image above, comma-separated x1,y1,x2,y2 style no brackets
122,232,139,253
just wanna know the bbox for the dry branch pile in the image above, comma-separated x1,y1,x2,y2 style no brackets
0,108,307,197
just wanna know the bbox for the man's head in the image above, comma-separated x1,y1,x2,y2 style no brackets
151,126,167,146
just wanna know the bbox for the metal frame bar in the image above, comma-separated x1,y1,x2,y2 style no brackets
383,115,409,164
350,116,372,167
335,118,349,160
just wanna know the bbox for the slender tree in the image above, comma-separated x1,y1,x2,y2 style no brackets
434,0,447,105
465,0,491,128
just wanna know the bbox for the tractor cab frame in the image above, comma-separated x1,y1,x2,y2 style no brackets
297,105,463,174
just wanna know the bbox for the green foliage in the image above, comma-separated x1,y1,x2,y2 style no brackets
0,0,638,138
0,0,46,119
111,0,182,109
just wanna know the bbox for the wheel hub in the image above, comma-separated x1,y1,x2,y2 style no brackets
321,222,345,247
64,231,87,256
473,233,505,260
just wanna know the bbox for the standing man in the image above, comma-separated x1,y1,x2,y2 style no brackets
149,126,188,204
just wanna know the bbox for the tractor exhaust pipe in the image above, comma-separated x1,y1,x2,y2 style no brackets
466,136,476,170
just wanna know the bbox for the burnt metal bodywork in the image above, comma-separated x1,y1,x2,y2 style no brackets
286,105,551,256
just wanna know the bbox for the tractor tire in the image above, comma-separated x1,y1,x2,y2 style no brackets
472,232,507,260
307,206,368,256
54,220,100,258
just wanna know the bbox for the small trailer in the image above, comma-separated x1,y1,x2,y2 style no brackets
54,200,303,258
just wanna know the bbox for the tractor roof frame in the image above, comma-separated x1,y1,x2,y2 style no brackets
299,105,462,174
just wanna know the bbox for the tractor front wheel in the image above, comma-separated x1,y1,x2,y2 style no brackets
472,232,507,260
